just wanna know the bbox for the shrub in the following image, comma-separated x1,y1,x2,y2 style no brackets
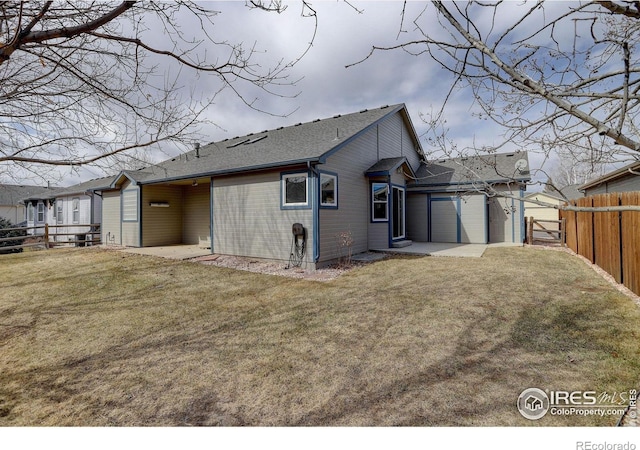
0,218,26,254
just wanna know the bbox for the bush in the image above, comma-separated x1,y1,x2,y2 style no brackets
0,218,26,254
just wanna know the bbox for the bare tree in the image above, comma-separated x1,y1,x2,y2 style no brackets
0,1,316,181
352,0,640,211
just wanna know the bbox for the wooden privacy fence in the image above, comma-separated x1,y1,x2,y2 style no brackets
0,223,101,252
560,192,640,297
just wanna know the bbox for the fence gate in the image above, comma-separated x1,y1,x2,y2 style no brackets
526,217,566,246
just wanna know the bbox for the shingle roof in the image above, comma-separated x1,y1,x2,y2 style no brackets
52,176,116,197
113,104,422,185
0,184,62,205
411,151,531,189
579,159,640,191
365,157,408,174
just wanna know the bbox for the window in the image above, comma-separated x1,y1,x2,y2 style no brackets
281,172,308,208
72,198,80,224
372,183,388,221
36,202,45,223
27,203,34,222
320,173,337,208
56,200,63,223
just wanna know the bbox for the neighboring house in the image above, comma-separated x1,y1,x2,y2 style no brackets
99,104,530,268
0,184,59,225
557,184,584,201
21,176,113,241
580,160,640,196
406,153,531,244
523,191,561,222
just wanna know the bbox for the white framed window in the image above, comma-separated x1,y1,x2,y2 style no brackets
72,198,80,224
320,172,338,208
56,200,63,223
372,183,388,221
27,203,34,222
36,202,45,223
281,172,309,208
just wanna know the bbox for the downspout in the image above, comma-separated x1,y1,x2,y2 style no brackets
308,161,320,264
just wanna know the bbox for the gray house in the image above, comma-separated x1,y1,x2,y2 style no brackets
101,104,424,268
580,160,640,196
406,153,531,244
99,104,530,268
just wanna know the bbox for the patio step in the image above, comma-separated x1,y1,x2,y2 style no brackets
391,239,413,248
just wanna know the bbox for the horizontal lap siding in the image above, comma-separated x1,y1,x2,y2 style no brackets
319,128,375,261
213,171,313,265
406,194,428,242
319,111,422,260
102,191,121,245
431,197,458,243
142,185,183,247
182,183,210,246
460,194,486,243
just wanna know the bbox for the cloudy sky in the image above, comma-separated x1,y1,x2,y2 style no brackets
70,1,555,186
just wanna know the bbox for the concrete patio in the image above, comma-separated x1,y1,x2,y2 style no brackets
120,245,212,260
371,242,522,258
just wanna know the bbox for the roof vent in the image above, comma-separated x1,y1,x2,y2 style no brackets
227,138,251,149
295,123,302,126
333,114,341,118
359,109,368,113
313,119,321,123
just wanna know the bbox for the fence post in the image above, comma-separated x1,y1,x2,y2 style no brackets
560,217,566,247
44,223,49,249
527,216,534,245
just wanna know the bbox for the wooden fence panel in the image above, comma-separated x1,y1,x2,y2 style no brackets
621,192,640,296
576,197,594,263
561,204,578,253
593,193,622,283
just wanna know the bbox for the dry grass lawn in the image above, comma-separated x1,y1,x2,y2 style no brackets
0,246,639,426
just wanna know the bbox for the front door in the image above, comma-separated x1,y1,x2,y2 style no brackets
392,186,405,240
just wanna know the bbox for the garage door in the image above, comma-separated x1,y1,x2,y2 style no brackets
430,197,459,243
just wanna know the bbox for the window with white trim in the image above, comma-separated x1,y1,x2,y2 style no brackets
320,173,337,208
27,203,34,222
372,183,388,221
56,200,63,223
72,198,80,224
36,202,45,223
282,173,308,207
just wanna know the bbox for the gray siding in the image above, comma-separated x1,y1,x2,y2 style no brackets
459,194,486,243
318,111,422,261
213,170,314,266
488,187,524,243
318,127,376,261
406,194,428,242
431,196,458,243
585,175,640,195
368,222,389,249
142,185,183,247
182,183,211,246
102,190,121,245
